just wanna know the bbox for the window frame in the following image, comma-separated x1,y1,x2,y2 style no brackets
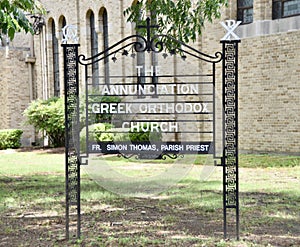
273,0,300,19
100,8,110,85
51,20,60,97
237,0,254,24
89,11,99,87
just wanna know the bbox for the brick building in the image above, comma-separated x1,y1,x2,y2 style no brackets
0,0,299,154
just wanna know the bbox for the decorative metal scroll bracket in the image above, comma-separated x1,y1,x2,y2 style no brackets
78,17,222,66
118,152,184,160
31,15,45,35
137,17,159,52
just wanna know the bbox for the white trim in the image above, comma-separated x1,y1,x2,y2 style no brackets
236,15,300,38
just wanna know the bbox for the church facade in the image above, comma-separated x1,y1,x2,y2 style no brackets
0,0,299,154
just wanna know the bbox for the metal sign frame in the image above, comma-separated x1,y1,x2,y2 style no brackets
62,18,240,240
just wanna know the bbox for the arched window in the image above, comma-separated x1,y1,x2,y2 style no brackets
59,17,67,40
59,16,67,39
51,16,66,97
99,8,110,84
51,19,60,96
90,11,99,87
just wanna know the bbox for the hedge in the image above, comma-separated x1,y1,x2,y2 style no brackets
0,129,23,150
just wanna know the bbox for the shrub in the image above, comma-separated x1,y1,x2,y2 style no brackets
93,123,114,141
24,97,65,147
112,130,131,142
110,123,162,142
128,123,162,142
0,129,23,149
79,93,121,129
80,123,114,152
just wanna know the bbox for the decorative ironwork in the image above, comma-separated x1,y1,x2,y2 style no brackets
222,40,240,240
78,17,222,66
136,17,161,52
62,44,81,239
62,17,240,241
220,20,241,41
31,15,45,35
118,153,135,159
161,153,184,160
78,35,222,65
62,25,79,44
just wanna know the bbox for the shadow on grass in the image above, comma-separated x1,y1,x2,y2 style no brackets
0,174,299,246
80,178,300,246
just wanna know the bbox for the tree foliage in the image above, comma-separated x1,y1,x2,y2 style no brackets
0,0,43,40
124,0,227,43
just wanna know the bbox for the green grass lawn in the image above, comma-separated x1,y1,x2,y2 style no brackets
0,150,64,175
0,149,299,246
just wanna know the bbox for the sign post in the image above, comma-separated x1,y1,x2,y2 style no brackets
62,25,81,239
221,20,241,240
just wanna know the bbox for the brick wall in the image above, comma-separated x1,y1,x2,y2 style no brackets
0,47,35,146
0,49,9,129
238,31,300,154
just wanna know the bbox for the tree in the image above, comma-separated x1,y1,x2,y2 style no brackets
124,0,227,43
0,0,43,40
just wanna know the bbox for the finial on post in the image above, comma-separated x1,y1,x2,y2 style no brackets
62,25,79,44
220,20,241,41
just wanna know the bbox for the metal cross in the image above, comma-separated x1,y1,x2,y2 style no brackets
137,17,159,51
